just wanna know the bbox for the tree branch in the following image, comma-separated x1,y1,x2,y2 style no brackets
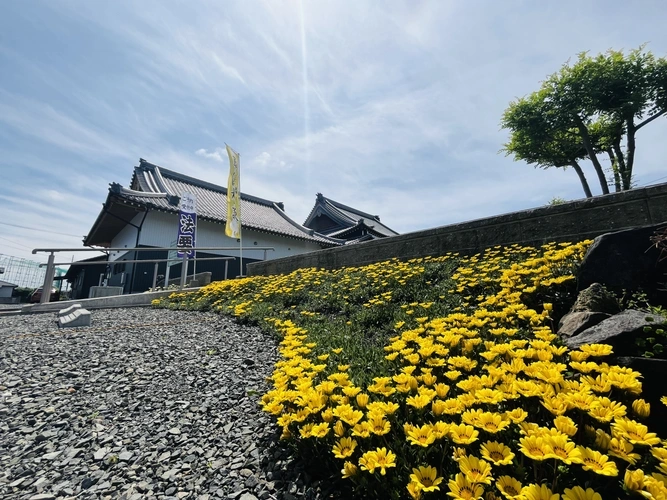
570,161,593,198
636,109,667,131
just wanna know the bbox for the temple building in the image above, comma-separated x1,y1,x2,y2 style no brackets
303,193,399,243
69,159,398,297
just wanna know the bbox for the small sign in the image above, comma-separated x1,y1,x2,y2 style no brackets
177,192,197,258
167,240,178,267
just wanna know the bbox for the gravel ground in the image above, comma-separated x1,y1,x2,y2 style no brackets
0,308,339,500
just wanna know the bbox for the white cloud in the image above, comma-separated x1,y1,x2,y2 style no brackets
195,148,227,163
2,0,666,263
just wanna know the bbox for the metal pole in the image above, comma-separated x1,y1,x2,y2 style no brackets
152,262,159,290
179,254,188,290
40,253,56,304
263,249,267,261
224,260,228,280
164,262,171,288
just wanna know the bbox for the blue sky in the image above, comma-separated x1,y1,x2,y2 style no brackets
1,1,667,264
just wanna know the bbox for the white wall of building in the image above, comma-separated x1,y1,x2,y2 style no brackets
108,210,323,262
109,213,144,262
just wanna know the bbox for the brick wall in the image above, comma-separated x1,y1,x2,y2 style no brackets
248,182,667,277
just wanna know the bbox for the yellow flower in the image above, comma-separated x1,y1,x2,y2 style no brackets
407,481,423,500
543,434,581,464
520,483,558,500
450,424,480,445
333,420,345,437
661,396,667,407
624,469,646,491
367,412,391,436
608,438,640,465
561,486,602,500
341,461,357,479
519,435,549,461
359,447,396,475
410,465,444,492
577,447,618,476
578,344,613,357
632,398,651,418
446,473,484,500
569,350,590,362
553,416,577,437
351,421,371,438
331,348,343,354
458,455,493,485
495,475,522,499
611,418,661,446
407,393,433,409
594,429,611,450
309,422,330,438
405,424,437,448
478,412,511,433
356,393,369,408
332,404,364,426
332,437,357,459
505,408,528,423
480,441,515,465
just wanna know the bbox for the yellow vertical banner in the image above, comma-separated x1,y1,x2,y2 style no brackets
225,145,241,239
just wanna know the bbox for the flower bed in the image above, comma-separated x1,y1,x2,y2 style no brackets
155,241,667,499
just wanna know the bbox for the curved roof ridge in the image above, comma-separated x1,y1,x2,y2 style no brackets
115,184,168,198
322,195,379,221
272,203,346,245
152,166,170,194
138,158,281,208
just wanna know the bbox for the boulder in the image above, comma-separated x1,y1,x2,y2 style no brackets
565,309,667,353
570,283,620,314
577,224,667,306
557,311,611,338
614,356,667,438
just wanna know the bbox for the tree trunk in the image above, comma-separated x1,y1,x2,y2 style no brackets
611,138,627,190
570,161,593,198
574,116,609,194
606,148,622,192
624,115,637,190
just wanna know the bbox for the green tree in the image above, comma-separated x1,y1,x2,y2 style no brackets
502,47,667,195
501,90,594,198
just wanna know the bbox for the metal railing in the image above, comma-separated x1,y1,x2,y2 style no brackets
32,246,275,303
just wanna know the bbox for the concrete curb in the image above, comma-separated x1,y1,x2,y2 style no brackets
17,288,200,315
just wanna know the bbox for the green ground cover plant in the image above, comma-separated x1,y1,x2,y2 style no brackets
155,241,667,500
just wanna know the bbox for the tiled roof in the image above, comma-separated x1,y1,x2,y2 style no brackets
327,220,392,239
304,193,399,238
111,160,343,246
0,279,18,288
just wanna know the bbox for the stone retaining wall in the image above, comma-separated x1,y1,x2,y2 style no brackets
248,182,667,276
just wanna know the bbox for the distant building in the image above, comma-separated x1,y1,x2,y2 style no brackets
63,255,109,300
303,193,399,243
0,279,18,303
77,159,344,295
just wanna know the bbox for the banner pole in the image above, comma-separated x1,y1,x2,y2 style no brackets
239,151,242,277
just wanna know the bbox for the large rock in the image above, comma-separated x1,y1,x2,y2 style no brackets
565,309,667,353
570,283,620,314
558,311,611,338
614,357,667,438
577,224,667,306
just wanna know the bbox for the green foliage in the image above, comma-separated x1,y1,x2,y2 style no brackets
13,287,35,302
547,197,567,206
502,46,667,196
